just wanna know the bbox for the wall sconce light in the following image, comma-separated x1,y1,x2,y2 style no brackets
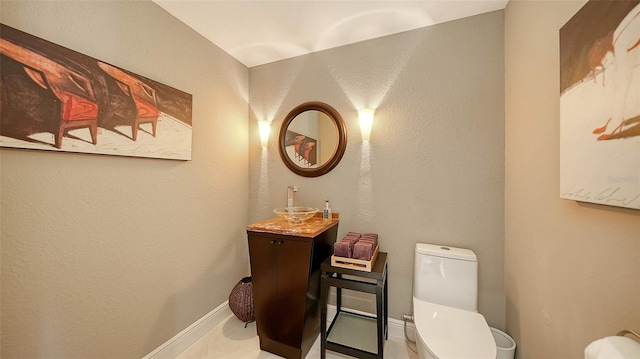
358,108,375,142
258,120,271,148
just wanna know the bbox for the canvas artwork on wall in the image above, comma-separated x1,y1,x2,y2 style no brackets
0,24,193,160
559,0,640,209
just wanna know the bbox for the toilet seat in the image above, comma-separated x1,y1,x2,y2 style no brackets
413,298,496,359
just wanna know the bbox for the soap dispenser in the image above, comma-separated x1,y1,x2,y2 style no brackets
323,200,332,221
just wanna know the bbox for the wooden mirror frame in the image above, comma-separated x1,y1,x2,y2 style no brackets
278,102,348,177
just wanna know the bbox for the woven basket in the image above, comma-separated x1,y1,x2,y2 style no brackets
229,276,255,326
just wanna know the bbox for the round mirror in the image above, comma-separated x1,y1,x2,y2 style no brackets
278,102,347,177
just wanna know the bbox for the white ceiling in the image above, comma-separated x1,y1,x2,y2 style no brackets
153,0,508,68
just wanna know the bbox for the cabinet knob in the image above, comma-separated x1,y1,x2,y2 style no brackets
270,240,284,245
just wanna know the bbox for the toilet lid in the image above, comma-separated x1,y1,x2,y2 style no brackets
413,298,497,359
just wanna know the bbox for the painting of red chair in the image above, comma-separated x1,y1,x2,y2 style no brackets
559,0,640,209
284,130,317,168
0,23,193,160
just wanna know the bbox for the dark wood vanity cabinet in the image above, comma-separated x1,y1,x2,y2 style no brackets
247,220,338,359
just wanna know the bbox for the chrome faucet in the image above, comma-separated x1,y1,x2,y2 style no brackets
287,185,298,208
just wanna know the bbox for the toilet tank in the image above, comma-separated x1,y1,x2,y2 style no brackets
414,243,478,312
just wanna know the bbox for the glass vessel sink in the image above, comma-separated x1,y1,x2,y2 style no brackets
274,207,319,224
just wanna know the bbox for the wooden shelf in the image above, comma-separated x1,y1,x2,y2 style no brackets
320,252,388,359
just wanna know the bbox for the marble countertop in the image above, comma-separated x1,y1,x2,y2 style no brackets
246,213,339,238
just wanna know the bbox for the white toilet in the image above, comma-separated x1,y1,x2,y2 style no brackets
413,243,497,359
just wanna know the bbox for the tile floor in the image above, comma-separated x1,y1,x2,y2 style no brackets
174,314,419,359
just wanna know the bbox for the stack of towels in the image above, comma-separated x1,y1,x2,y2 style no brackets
333,232,378,261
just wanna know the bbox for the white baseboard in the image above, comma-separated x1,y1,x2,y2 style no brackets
142,301,232,359
326,305,415,341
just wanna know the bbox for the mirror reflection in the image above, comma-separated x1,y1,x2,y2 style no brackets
278,102,347,177
283,110,337,168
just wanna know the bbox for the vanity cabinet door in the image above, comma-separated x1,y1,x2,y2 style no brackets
247,235,313,349
248,236,280,341
276,238,312,348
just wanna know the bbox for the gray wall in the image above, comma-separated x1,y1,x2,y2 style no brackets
0,1,249,358
249,11,505,328
6,2,633,358
505,1,640,358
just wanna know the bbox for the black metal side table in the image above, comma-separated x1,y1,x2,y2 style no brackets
320,252,388,359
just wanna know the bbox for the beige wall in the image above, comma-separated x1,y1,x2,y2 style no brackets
0,1,249,358
7,2,634,358
249,11,506,328
505,1,640,358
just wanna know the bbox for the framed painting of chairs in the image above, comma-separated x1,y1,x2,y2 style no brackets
0,23,193,160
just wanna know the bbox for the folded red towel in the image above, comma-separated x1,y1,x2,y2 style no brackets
342,238,357,252
359,238,377,249
343,235,361,242
334,241,352,258
362,233,378,240
353,241,374,260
